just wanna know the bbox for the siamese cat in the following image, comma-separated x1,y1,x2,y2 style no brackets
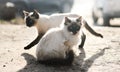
36,17,84,65
23,10,103,50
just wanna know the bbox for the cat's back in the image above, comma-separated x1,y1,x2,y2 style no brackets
50,13,79,20
50,13,79,17
48,13,80,27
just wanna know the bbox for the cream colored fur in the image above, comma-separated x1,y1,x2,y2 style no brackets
34,13,80,33
36,18,82,60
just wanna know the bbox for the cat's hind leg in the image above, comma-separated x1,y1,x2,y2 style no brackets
78,32,86,58
79,32,86,48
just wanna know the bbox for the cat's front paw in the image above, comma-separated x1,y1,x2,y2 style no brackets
99,34,103,38
24,46,30,50
97,34,103,38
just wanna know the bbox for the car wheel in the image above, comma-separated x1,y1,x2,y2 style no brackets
60,3,71,13
103,16,110,26
92,11,98,24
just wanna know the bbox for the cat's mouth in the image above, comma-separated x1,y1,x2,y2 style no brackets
70,31,78,35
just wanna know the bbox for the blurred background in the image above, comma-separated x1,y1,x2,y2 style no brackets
0,0,120,26
0,0,74,21
0,0,91,24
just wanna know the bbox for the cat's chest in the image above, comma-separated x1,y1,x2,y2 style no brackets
65,35,80,46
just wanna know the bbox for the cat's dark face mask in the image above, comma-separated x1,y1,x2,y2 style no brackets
24,10,39,27
68,23,81,35
64,17,82,35
26,16,35,27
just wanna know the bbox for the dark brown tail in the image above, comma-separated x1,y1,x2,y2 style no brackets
38,50,74,66
83,20,103,38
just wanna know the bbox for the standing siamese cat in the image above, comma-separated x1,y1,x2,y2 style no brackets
36,17,84,65
23,10,103,50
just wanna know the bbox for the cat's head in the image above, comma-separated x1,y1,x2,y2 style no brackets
23,10,39,27
64,16,82,35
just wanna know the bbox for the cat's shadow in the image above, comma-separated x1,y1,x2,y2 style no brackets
17,48,108,72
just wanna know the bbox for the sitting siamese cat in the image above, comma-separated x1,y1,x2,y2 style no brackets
36,17,87,65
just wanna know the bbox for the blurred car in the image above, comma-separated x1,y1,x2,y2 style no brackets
92,0,120,26
11,0,74,16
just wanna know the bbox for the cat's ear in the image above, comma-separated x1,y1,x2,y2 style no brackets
64,17,71,25
33,9,39,19
23,10,29,16
76,16,82,22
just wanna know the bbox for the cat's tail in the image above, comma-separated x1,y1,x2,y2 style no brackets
38,50,74,66
83,20,103,38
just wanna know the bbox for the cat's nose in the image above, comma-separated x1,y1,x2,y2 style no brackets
72,31,78,35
